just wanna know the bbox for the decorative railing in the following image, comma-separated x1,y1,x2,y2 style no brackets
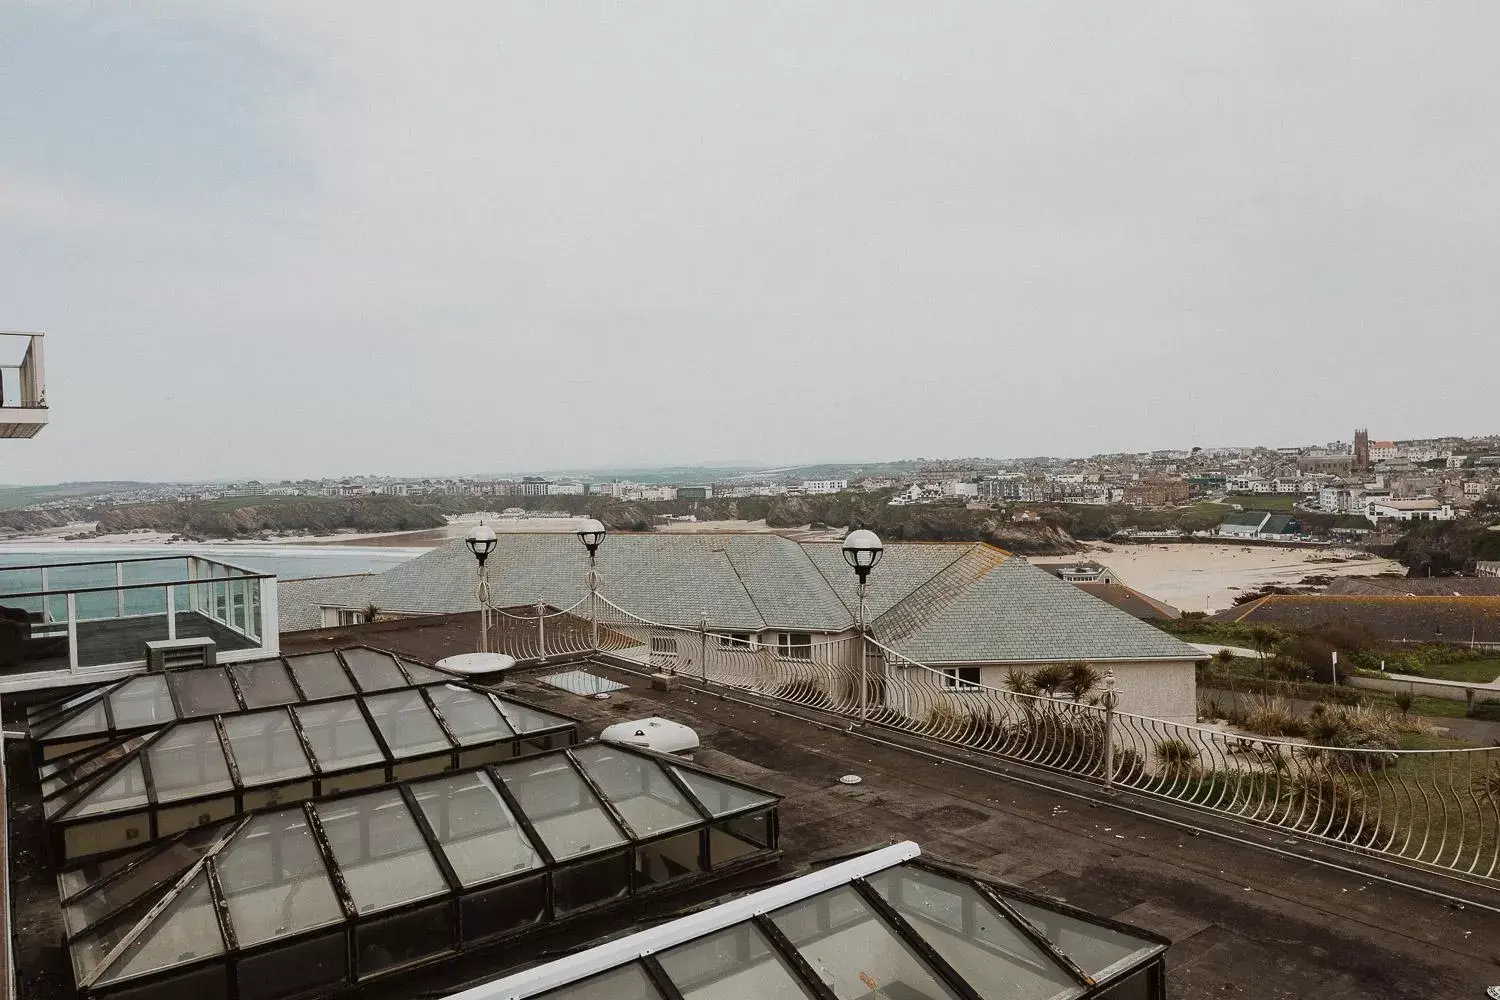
485,596,1500,888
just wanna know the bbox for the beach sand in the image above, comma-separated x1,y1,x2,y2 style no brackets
1056,542,1404,614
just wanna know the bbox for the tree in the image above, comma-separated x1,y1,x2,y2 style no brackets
1030,663,1069,698
1247,626,1280,662
1063,661,1101,702
1003,667,1038,696
364,604,381,624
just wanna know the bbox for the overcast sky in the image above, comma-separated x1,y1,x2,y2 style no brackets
3,4,1497,483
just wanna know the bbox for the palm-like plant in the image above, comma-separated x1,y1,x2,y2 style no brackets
1063,661,1101,702
1030,664,1069,698
1003,667,1038,696
364,604,381,624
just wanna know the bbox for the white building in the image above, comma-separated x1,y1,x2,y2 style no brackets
800,479,848,495
547,482,586,496
1370,441,1399,462
1365,497,1454,523
941,481,980,498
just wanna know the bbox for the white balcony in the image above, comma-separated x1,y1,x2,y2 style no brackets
0,331,47,439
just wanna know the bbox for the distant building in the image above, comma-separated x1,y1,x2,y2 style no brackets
1354,428,1370,471
1218,511,1270,536
677,485,713,500
1365,497,1454,524
518,477,550,497
547,482,586,496
1370,440,1399,462
800,479,848,494
1122,480,1189,507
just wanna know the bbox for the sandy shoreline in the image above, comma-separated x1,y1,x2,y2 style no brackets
1056,542,1404,614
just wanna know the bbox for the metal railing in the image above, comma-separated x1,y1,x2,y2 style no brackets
482,596,1500,888
0,331,45,409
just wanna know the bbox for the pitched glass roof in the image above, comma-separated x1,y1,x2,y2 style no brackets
38,651,579,837
59,745,784,996
485,848,1167,1000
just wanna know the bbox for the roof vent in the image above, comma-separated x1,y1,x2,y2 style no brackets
600,716,699,755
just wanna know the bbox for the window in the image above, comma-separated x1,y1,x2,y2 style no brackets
716,633,751,648
776,633,812,660
942,667,981,690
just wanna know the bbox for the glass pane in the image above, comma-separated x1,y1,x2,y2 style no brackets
340,648,409,692
216,811,343,946
572,746,702,837
659,923,815,1000
167,669,241,718
146,721,234,803
108,676,178,729
33,685,109,732
494,699,574,736
554,852,631,913
64,828,225,937
535,963,663,1000
398,660,451,684
221,710,312,786
69,759,150,818
44,735,152,806
286,652,355,700
313,789,447,914
70,897,155,984
43,699,112,740
866,866,1079,999
669,766,778,818
496,757,626,860
425,686,514,745
98,871,225,986
770,886,961,1000
363,690,452,757
292,701,385,770
237,933,346,1000
637,830,704,886
59,845,154,900
460,875,547,943
1004,896,1155,977
229,660,300,709
355,903,454,976
411,771,542,887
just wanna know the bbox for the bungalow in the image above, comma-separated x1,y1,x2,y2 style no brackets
1365,498,1454,524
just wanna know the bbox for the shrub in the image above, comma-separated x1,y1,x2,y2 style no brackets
1287,774,1384,847
1468,698,1500,722
1214,648,1236,665
1154,739,1201,778
1243,701,1308,739
1475,763,1500,802
1004,667,1038,696
1030,664,1070,697
1392,688,1415,716
1063,662,1101,702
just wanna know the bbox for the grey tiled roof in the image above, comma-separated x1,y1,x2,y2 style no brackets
893,559,1204,663
303,533,1202,664
276,574,379,631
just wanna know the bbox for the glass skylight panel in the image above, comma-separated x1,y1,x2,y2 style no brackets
341,648,409,692
398,659,451,684
286,652,355,700
221,710,312,786
313,789,447,913
657,923,816,1000
363,690,452,757
425,685,513,745
166,667,240,717
494,699,575,735
43,735,151,803
668,765,778,818
411,771,543,886
70,897,155,984
145,721,234,802
216,811,343,946
291,701,385,770
497,757,626,860
865,866,1080,999
63,830,224,938
44,699,112,740
572,745,702,836
1004,896,1157,977
97,871,225,987
534,963,665,1000
70,759,150,818
770,886,962,1000
32,685,108,731
107,675,177,729
230,659,301,708
59,845,154,900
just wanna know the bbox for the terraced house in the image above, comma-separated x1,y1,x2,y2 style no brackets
283,534,1204,723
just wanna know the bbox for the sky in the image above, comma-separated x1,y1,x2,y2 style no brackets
3,3,1498,484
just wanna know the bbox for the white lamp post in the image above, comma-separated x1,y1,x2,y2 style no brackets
466,523,498,653
842,529,884,721
577,518,607,651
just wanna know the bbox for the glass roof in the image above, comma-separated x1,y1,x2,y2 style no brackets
28,646,536,745
60,744,784,993
45,656,579,831
505,857,1166,1000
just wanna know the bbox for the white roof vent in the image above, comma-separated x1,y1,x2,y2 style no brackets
599,717,700,755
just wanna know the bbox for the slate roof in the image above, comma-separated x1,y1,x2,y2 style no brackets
1073,582,1183,621
296,533,1202,665
275,574,379,631
1325,576,1500,597
1210,595,1500,643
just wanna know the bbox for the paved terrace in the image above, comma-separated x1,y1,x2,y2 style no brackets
281,617,1500,999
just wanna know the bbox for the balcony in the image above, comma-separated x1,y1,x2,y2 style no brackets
0,331,47,439
0,555,280,693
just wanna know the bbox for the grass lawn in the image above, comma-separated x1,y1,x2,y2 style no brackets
1378,659,1500,683
1222,493,1299,512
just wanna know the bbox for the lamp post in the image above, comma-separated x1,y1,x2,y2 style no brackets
577,518,607,652
465,523,497,653
842,529,884,722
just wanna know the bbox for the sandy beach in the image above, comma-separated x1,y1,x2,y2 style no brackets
1056,542,1403,614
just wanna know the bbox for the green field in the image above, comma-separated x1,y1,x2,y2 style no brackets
1222,493,1299,512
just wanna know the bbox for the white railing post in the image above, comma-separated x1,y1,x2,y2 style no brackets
536,601,547,664
166,586,177,640
115,562,124,617
39,566,49,623
66,593,79,672
699,614,709,683
1101,669,1119,792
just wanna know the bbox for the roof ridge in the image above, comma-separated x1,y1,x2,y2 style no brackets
872,544,1010,645
719,544,770,630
